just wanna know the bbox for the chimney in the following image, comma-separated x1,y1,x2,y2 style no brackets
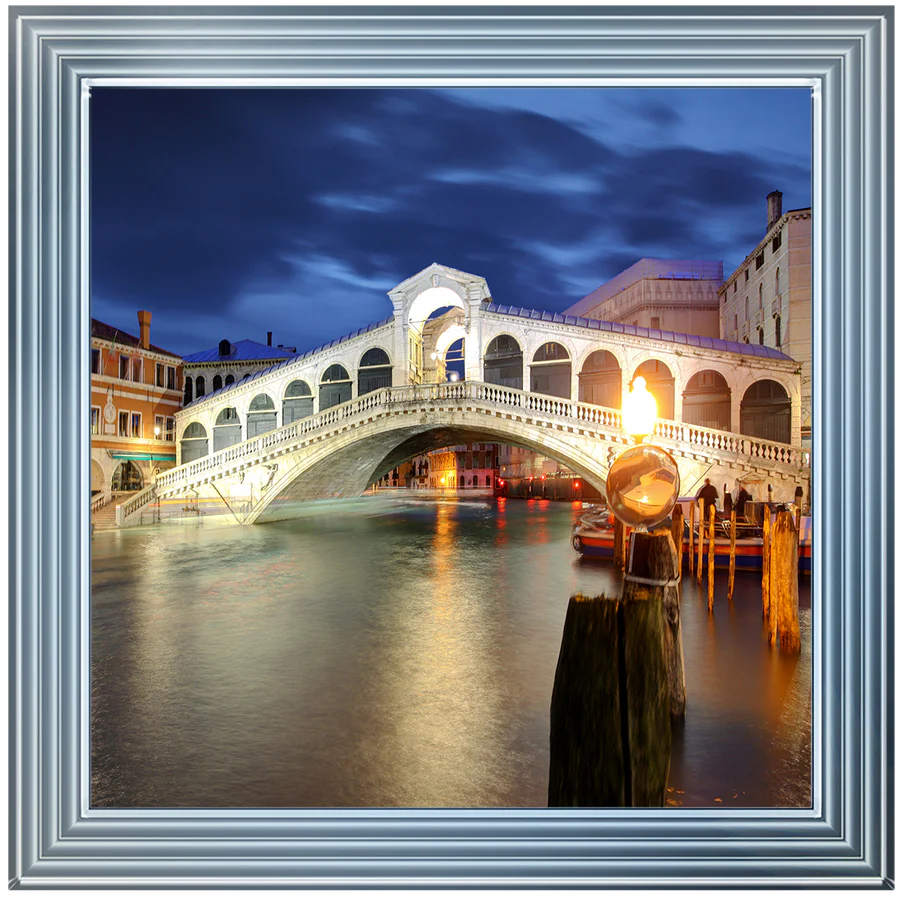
137,310,152,349
766,190,783,232
267,331,273,347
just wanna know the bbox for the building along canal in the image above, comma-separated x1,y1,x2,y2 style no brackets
91,495,811,809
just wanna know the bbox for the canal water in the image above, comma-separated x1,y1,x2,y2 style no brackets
91,496,811,809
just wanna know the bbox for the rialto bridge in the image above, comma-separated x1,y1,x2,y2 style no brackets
117,263,809,526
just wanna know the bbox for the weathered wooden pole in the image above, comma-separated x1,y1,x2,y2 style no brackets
670,504,684,579
727,507,737,602
687,500,695,574
762,503,772,624
771,510,801,653
548,583,673,806
696,499,705,581
613,517,627,570
707,503,716,611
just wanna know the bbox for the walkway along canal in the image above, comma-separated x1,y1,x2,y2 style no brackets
91,495,811,809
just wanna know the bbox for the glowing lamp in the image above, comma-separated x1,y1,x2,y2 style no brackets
574,481,580,489
154,426,161,437
622,376,658,442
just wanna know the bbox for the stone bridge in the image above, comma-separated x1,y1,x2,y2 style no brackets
116,262,810,526
118,380,810,527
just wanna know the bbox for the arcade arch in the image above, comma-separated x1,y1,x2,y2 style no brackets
578,350,621,408
213,407,242,452
319,364,352,411
682,370,732,431
484,335,523,390
247,393,277,439
181,422,209,463
283,379,313,425
358,347,393,395
530,341,571,399
741,380,791,444
111,460,143,492
633,359,675,420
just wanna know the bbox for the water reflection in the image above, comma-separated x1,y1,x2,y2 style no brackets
92,497,810,809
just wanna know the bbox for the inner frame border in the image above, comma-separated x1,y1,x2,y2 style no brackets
9,5,893,888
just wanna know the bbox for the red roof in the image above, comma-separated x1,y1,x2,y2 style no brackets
91,318,181,360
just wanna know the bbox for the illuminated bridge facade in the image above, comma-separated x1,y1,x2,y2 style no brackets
117,264,808,526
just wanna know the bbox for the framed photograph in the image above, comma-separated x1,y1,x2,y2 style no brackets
8,0,900,895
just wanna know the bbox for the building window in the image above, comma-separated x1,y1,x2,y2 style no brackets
119,355,130,380
213,374,223,391
775,315,782,347
772,232,782,252
758,327,765,346
155,415,164,438
650,316,660,330
744,298,749,320
118,411,129,436
91,349,101,374
759,284,764,311
132,358,143,383
156,363,165,387
744,270,749,283
166,416,175,441
91,407,100,435
733,313,738,332
167,366,176,390
195,376,206,397
743,336,750,343
131,412,142,438
756,252,764,270
775,267,781,294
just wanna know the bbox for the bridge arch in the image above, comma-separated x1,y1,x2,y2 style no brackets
407,285,466,326
246,412,618,524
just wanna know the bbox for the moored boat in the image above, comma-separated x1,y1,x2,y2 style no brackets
572,503,811,574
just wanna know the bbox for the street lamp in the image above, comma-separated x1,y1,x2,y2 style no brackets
154,425,161,440
606,378,680,531
622,376,658,444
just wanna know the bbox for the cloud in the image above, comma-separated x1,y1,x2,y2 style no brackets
90,87,810,356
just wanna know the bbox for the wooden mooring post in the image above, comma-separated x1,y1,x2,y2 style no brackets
687,500,695,574
727,507,737,602
762,504,771,627
548,530,681,807
670,504,684,579
770,510,801,653
707,503,716,611
696,499,705,581
613,517,627,570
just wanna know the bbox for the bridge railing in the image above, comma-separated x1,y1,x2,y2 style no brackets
115,484,158,525
154,380,809,495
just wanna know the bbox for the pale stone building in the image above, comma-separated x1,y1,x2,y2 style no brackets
718,192,812,444
565,258,724,338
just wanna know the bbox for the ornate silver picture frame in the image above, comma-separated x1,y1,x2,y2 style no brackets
10,5,893,888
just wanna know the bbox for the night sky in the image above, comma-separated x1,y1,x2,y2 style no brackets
90,87,811,357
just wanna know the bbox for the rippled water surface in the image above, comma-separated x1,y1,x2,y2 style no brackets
92,496,811,808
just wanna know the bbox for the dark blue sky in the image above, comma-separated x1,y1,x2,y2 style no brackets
90,87,811,357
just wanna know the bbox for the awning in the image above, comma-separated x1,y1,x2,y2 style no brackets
111,453,176,461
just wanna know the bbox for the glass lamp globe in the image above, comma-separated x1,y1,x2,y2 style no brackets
606,444,681,529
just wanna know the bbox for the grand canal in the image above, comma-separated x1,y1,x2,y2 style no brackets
91,496,811,809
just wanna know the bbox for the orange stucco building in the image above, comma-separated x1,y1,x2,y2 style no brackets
91,311,184,499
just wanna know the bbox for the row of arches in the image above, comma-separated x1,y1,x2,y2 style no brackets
184,348,393,406
179,351,394,462
483,337,791,443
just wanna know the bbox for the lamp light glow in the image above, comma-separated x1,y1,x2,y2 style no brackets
622,376,658,442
